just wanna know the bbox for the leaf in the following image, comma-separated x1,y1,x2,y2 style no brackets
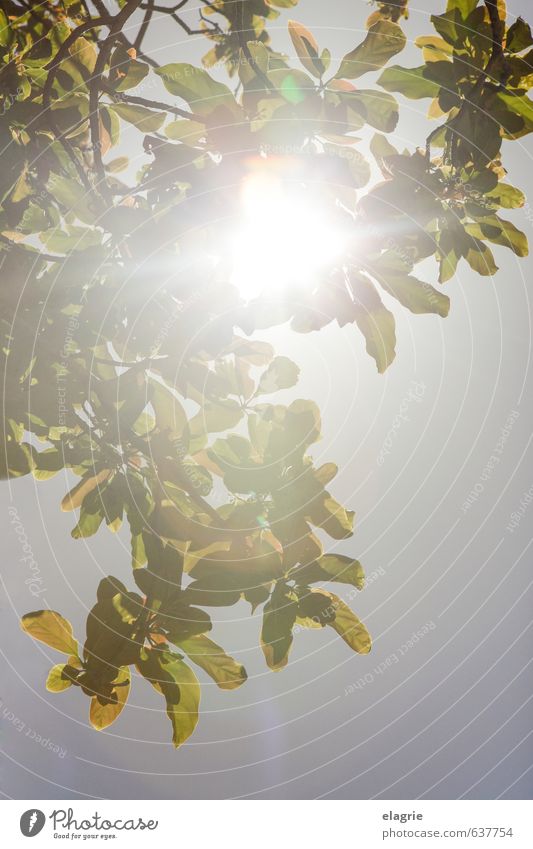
268,68,315,104
110,46,149,92
238,41,270,86
155,64,236,115
378,65,440,99
137,648,200,747
189,542,284,591
89,667,130,730
288,20,325,78
69,37,97,75
378,273,450,317
110,103,166,132
497,92,533,138
46,172,97,225
163,604,212,643
294,554,365,589
326,593,371,653
150,380,189,440
105,156,129,173
177,635,247,690
308,494,355,539
445,0,478,17
344,89,399,132
349,272,396,373
468,216,529,257
465,241,498,276
297,588,337,625
415,35,453,62
46,663,74,692
71,506,104,539
336,20,406,80
485,183,525,209
257,356,300,395
61,469,111,512
0,9,10,47
21,611,78,655
506,18,533,53
261,587,299,670
164,119,206,144
191,398,244,433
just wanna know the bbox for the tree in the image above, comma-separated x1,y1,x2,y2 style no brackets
2,0,531,746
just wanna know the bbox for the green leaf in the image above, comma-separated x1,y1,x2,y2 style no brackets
137,648,200,747
46,663,74,692
40,225,103,253
477,216,529,257
89,666,130,730
445,0,478,19
191,398,244,433
497,91,533,137
336,20,406,80
239,41,270,86
46,172,97,225
19,203,49,234
261,586,299,670
110,46,150,92
293,554,365,589
71,506,104,538
176,635,247,690
430,10,463,45
0,9,11,47
377,272,450,317
343,89,399,132
378,65,440,99
297,588,337,625
155,64,236,115
506,18,533,53
464,241,498,275
485,183,525,209
21,611,78,655
257,356,300,395
268,68,315,104
110,103,166,132
308,494,355,539
327,593,371,653
349,272,396,373
164,119,206,144
69,37,97,75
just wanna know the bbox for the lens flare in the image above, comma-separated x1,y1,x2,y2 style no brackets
230,167,347,300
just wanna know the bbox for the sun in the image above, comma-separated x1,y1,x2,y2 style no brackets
229,160,349,300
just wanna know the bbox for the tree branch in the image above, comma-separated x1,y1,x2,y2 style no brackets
134,0,154,52
106,88,199,121
88,0,145,203
41,16,109,194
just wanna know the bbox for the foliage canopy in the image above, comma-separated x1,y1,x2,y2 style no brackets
2,0,531,746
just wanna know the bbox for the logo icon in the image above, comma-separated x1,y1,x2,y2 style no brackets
20,810,46,837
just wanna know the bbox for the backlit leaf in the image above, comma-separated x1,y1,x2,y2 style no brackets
336,21,406,79
177,635,247,690
89,667,130,730
21,611,78,655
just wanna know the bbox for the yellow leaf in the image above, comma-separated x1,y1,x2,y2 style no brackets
21,611,78,655
89,667,130,731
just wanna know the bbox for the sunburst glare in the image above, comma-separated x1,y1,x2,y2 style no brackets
230,162,349,300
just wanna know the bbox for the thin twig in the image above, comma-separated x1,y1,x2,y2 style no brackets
88,0,144,203
134,0,154,52
105,87,199,121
